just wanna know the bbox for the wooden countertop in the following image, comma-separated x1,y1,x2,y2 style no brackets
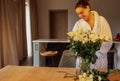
32,39,70,43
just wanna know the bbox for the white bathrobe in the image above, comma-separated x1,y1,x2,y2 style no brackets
73,11,113,69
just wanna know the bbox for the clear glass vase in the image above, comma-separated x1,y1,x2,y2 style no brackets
76,57,90,75
80,58,90,74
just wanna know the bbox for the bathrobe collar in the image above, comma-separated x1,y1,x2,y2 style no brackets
80,11,99,32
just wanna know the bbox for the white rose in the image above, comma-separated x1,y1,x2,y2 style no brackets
67,32,75,37
98,76,101,81
83,73,87,78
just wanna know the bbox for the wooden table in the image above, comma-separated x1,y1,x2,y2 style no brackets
0,65,76,81
33,39,69,66
0,65,120,81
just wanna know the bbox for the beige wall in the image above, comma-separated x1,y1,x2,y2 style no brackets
36,0,120,38
90,0,120,38
36,0,78,38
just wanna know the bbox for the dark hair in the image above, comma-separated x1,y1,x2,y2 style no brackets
75,0,90,9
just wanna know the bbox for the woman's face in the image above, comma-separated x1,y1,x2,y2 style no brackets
75,6,90,21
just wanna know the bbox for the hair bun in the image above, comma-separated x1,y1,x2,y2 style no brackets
79,0,89,2
85,0,89,2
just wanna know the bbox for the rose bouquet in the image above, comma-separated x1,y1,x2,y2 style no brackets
67,27,110,81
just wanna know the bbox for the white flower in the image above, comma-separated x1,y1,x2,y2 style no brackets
83,73,87,78
79,73,93,81
67,32,75,37
67,28,109,43
98,76,101,81
104,36,109,40
99,35,105,40
89,74,93,78
67,28,109,81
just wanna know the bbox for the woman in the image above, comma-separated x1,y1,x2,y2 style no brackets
74,0,113,69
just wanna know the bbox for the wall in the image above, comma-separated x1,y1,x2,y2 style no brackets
36,0,120,38
90,0,120,38
36,0,77,38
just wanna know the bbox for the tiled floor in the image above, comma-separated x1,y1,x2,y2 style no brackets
19,56,33,66
19,56,59,67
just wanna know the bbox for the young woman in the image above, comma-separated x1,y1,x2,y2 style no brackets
74,0,113,69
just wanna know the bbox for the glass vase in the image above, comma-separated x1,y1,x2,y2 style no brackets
80,58,90,74
76,57,90,75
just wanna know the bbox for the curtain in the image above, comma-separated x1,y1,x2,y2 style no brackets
29,0,39,56
0,0,27,68
15,0,27,61
0,0,3,67
30,0,39,40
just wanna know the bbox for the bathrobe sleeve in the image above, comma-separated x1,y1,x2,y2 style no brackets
96,16,113,58
72,20,82,31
